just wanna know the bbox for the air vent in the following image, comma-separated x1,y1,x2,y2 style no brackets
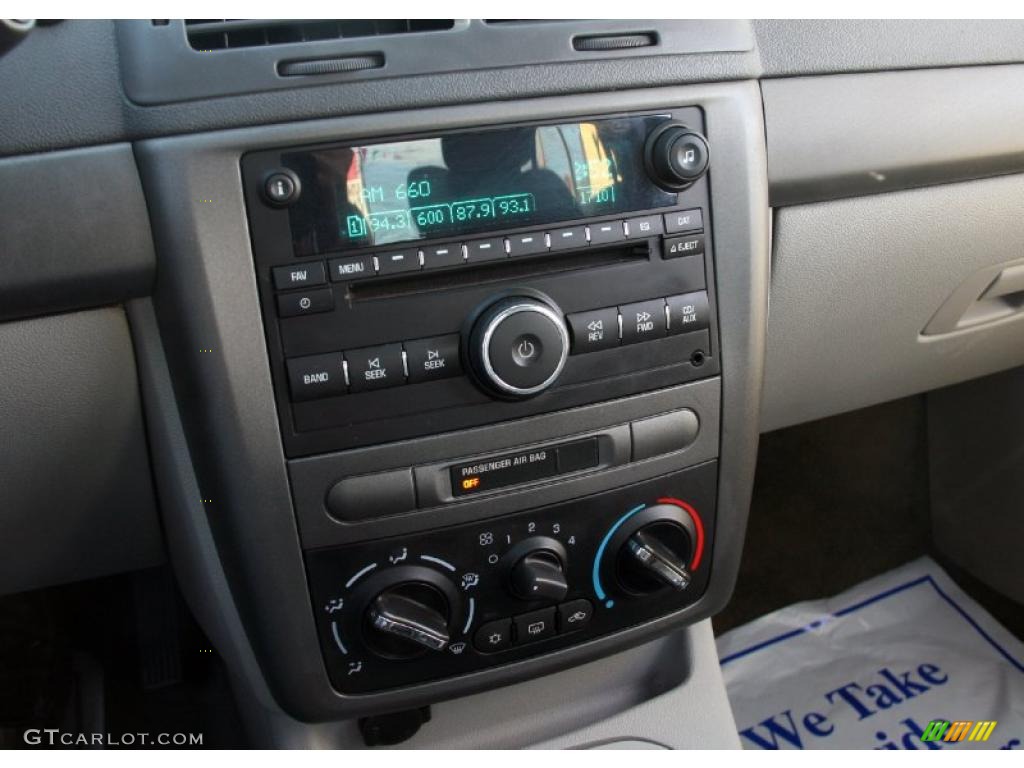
182,19,454,51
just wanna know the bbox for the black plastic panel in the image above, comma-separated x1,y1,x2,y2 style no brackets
306,462,716,694
242,106,719,457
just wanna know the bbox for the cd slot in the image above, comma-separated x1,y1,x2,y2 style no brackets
348,243,651,302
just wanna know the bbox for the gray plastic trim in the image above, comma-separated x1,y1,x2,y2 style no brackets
0,307,165,596
291,382,717,550
762,173,1024,433
756,19,1024,77
0,143,155,321
118,19,753,105
126,297,287,733
533,620,739,749
763,65,1024,206
134,80,767,721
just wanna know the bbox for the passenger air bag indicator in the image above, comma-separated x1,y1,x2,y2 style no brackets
450,438,598,497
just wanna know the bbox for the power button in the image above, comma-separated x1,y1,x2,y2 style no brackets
468,297,570,398
512,335,541,365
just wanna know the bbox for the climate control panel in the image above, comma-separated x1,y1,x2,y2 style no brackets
305,462,717,694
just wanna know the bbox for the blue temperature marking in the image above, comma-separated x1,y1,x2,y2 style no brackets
592,504,646,604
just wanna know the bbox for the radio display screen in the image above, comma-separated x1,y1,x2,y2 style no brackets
282,116,678,256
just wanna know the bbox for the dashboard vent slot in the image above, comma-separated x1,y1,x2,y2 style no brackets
183,19,454,51
573,32,658,51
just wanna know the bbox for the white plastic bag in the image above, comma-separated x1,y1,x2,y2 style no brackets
716,557,1024,750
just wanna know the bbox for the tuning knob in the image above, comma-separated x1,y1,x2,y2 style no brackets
603,502,699,597
503,537,569,602
644,122,710,191
467,295,569,399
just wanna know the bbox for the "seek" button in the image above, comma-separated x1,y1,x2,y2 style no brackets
344,344,405,392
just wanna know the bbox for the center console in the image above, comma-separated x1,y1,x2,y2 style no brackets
243,108,723,696
135,82,767,729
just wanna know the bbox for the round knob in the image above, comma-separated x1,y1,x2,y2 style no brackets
262,168,302,207
468,296,569,398
644,122,710,191
602,503,698,597
502,536,570,602
364,581,451,659
511,550,568,602
619,521,692,594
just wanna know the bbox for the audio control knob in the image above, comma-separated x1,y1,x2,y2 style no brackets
468,296,570,399
644,122,710,191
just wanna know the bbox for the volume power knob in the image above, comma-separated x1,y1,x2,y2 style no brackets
468,296,570,399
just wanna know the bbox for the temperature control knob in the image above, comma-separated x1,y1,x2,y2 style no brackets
603,502,700,597
623,526,691,591
468,296,570,399
644,122,710,191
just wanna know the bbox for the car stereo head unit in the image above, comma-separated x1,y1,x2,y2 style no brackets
279,115,683,255
242,107,717,458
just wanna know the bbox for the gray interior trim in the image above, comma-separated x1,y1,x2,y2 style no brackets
534,621,739,749
756,19,1024,77
762,173,1024,433
0,21,126,157
134,80,768,721
7,21,1024,159
0,143,155,321
126,298,286,732
290,380,720,549
229,623,735,749
0,307,164,596
118,19,753,105
763,65,1024,206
